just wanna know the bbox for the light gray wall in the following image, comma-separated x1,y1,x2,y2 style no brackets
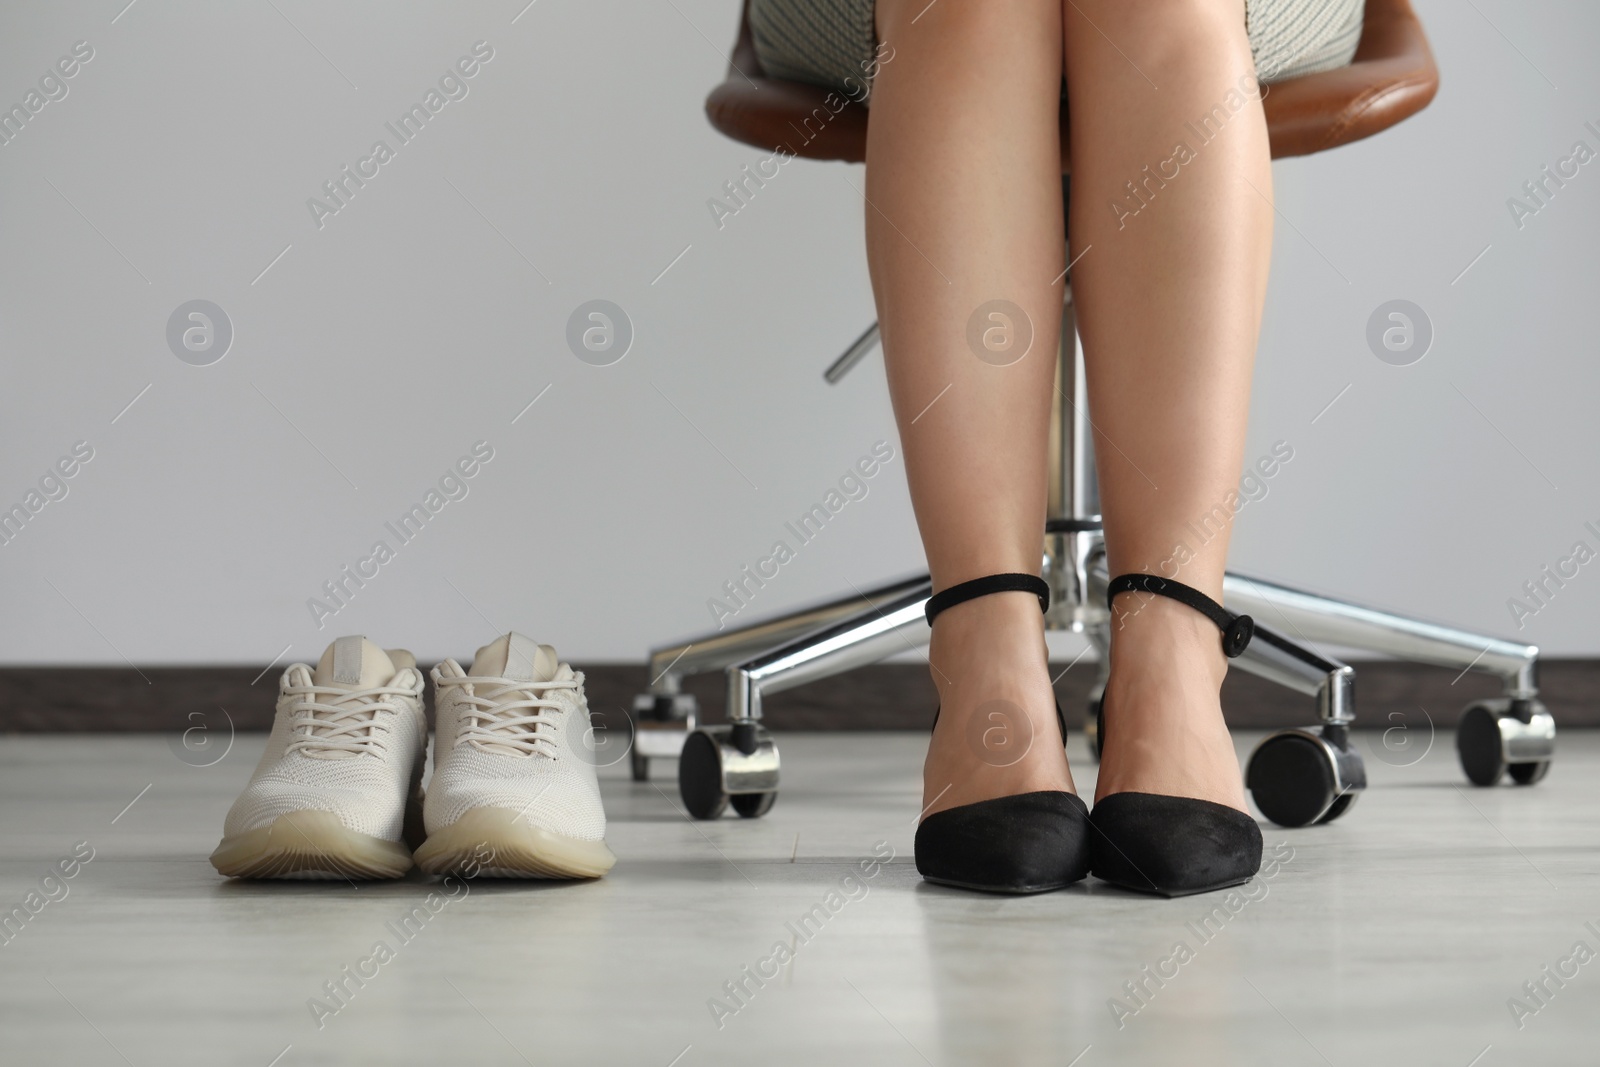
1,0,1595,668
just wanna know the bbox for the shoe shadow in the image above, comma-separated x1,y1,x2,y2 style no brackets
209,868,598,894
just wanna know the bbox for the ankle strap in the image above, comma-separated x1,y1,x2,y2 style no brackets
1106,573,1254,658
925,573,1050,626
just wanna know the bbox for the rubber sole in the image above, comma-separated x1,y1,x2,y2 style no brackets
921,874,1078,895
1092,874,1255,899
209,810,414,880
413,807,616,880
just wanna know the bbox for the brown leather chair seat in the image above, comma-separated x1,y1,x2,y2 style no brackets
705,0,1438,166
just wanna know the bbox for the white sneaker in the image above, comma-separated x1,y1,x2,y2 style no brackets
210,636,428,880
415,633,615,879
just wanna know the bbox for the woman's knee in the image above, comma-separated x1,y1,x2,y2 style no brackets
876,0,1060,57
1064,0,1249,73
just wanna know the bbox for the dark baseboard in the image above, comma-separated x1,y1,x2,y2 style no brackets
2,659,1596,733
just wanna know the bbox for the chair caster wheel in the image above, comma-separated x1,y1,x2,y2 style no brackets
1316,791,1359,824
629,692,698,783
1457,699,1556,787
1085,693,1104,763
677,722,781,820
679,731,728,819
1246,725,1366,828
731,791,777,818
1508,760,1551,785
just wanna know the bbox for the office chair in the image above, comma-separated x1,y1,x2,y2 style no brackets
630,0,1556,826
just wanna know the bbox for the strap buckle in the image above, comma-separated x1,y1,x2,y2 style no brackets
1106,573,1254,659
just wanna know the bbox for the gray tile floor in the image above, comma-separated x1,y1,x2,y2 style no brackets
1,728,1596,1067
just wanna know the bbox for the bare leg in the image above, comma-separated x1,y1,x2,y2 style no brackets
867,0,1074,818
869,0,1270,818
1064,0,1271,810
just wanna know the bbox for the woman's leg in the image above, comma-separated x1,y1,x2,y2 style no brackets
1063,0,1272,809
866,0,1073,817
870,0,1272,818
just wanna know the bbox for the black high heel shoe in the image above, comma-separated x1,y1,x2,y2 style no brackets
1090,574,1264,897
913,573,1091,894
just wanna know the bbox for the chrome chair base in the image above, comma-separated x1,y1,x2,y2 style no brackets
635,556,1549,825
633,282,1552,823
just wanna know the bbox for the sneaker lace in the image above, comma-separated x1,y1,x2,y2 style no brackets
438,674,578,759
283,671,421,757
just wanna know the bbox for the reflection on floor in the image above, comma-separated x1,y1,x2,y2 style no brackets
0,730,1595,1066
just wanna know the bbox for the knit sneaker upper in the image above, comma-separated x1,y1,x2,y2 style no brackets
426,633,607,843
221,636,427,842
